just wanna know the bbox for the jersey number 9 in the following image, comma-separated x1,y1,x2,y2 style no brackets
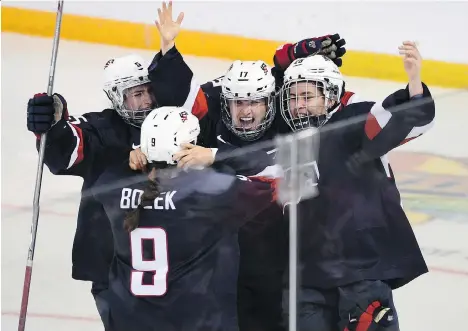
129,228,169,296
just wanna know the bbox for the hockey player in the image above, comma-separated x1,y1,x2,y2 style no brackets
210,60,288,331
92,106,277,331
25,53,210,321
131,60,287,331
279,42,434,331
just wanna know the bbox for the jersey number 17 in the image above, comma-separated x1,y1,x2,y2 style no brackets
129,228,169,296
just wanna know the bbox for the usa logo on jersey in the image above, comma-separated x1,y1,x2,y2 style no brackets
179,111,188,122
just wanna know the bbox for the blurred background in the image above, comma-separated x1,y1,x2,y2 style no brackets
2,1,468,330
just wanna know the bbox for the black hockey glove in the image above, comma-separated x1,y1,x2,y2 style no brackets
273,33,347,70
27,93,68,134
318,33,347,67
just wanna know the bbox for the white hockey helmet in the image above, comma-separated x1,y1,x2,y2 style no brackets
140,106,200,165
103,54,157,127
280,55,344,131
221,60,276,141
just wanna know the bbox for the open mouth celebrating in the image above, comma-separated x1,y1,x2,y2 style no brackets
238,116,256,130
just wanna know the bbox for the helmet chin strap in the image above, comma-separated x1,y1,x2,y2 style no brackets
327,100,341,118
312,101,341,128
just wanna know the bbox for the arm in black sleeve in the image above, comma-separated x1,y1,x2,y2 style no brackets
37,113,102,176
37,110,125,177
148,45,225,148
148,45,208,119
358,82,435,159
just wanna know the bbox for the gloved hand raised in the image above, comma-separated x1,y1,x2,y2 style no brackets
27,93,68,134
274,33,347,70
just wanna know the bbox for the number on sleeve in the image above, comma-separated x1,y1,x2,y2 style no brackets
68,115,88,125
129,228,169,296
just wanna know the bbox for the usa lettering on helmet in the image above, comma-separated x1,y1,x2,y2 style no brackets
104,58,114,69
179,111,188,123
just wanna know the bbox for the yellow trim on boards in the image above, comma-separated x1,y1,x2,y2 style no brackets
2,6,468,89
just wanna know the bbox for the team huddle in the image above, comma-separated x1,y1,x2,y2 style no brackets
26,2,435,331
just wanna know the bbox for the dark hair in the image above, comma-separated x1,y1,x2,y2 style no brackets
124,165,163,232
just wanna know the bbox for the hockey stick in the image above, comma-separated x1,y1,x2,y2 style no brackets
288,135,299,331
18,2,64,330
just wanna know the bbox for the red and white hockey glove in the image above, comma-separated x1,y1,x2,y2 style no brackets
274,33,347,70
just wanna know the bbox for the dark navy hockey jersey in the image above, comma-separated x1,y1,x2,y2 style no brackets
289,83,435,290
36,90,211,282
92,162,276,331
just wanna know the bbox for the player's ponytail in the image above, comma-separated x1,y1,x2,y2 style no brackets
124,167,162,232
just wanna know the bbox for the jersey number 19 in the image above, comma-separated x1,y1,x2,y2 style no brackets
129,228,169,296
